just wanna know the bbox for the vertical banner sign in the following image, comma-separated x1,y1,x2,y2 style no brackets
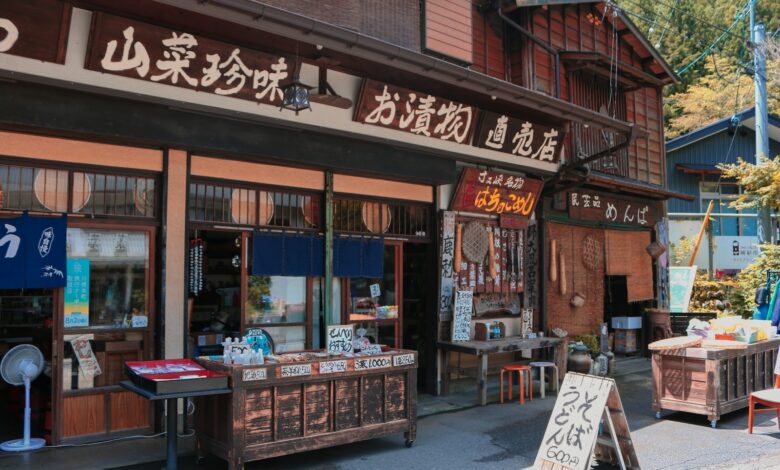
439,211,456,319
669,266,697,313
326,325,354,354
65,259,90,328
656,218,670,310
0,214,67,289
451,290,474,342
534,373,639,470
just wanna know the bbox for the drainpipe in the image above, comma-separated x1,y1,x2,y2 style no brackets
324,171,334,327
496,5,561,99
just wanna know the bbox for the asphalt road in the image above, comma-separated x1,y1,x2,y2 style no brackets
2,359,778,470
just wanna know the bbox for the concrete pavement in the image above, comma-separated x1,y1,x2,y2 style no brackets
1,357,778,470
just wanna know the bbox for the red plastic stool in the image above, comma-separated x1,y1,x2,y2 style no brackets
500,364,533,404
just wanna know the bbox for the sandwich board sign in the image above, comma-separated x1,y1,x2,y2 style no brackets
534,373,639,470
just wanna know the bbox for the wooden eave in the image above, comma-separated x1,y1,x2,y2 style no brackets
560,51,666,90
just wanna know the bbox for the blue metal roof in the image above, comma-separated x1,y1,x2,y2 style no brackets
666,108,780,152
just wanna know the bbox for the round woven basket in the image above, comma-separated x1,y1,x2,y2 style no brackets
581,235,602,271
461,221,489,263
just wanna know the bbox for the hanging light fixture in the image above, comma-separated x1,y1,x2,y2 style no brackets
280,42,313,115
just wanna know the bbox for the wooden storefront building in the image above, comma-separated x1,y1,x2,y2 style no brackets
0,0,686,446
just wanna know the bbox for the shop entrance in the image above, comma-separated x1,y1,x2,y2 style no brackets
188,229,244,357
402,242,436,394
0,289,53,444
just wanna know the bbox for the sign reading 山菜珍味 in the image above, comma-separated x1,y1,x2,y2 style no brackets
354,79,477,145
450,168,544,217
86,13,292,106
474,111,563,164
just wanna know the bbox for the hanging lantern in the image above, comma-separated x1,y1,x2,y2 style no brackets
279,42,313,115
279,76,313,115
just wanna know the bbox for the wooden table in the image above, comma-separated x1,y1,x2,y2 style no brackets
120,381,231,470
195,350,417,469
652,338,780,428
438,337,564,406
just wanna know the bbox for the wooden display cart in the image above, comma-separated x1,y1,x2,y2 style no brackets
195,350,417,469
651,338,780,428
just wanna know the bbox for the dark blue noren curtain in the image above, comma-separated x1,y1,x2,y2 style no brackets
363,238,385,279
0,214,67,289
252,231,284,276
334,237,384,278
251,232,324,277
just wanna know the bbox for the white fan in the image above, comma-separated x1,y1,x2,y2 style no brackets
0,344,46,452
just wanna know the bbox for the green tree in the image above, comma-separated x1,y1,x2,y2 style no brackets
718,156,780,211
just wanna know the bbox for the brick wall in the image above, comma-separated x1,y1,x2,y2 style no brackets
260,0,420,50
546,222,605,337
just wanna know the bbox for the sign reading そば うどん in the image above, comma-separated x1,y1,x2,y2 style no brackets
475,111,563,164
86,13,292,106
450,168,543,217
354,79,477,145
567,189,661,227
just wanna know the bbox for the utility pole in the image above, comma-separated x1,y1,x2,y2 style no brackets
751,0,774,244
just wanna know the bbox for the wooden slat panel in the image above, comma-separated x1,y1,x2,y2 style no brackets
63,394,105,437
304,383,331,435
425,0,472,62
109,391,149,431
361,375,385,425
246,388,273,445
334,378,359,430
385,373,408,421
274,384,302,440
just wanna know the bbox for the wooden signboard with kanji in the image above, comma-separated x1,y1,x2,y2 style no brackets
85,13,292,106
534,373,639,470
0,0,70,63
354,79,478,145
474,111,564,164
450,168,543,218
567,189,661,228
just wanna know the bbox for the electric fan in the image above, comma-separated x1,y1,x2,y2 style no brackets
0,344,46,452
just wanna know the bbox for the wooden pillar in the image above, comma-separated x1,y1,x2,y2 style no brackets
163,149,188,359
324,171,334,326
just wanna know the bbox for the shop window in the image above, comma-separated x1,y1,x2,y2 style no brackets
72,172,156,217
334,197,429,239
701,182,755,237
0,162,157,218
64,228,150,330
189,181,320,230
245,276,308,352
61,228,151,391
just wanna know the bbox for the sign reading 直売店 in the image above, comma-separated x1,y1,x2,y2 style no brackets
474,111,564,164
86,13,292,107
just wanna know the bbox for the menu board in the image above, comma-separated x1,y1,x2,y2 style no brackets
451,290,474,342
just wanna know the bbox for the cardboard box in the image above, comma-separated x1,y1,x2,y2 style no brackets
612,316,642,330
614,329,637,353
191,333,224,347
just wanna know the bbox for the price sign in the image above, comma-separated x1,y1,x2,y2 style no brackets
326,325,354,355
451,290,474,342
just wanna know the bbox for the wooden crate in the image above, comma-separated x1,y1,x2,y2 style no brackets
652,338,780,427
195,351,417,469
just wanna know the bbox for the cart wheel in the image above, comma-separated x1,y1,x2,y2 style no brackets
710,420,718,428
655,411,662,420
405,439,415,448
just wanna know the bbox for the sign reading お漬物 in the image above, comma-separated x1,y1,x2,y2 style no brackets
86,13,292,107
354,79,477,145
326,325,354,354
